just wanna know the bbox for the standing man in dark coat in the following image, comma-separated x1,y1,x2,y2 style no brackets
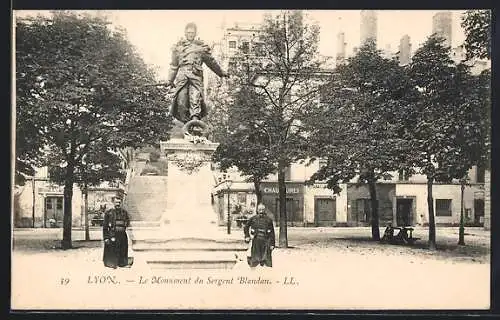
244,203,276,267
103,197,131,268
166,22,229,124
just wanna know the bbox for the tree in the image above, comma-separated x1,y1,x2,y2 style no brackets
212,85,277,204
431,65,490,245
211,11,325,247
406,35,477,250
461,10,492,231
49,142,125,240
16,12,172,249
461,10,491,60
307,40,415,240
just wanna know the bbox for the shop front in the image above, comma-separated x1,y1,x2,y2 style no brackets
260,182,304,227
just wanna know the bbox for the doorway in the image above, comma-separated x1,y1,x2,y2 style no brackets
314,197,336,226
474,199,485,225
45,196,64,227
396,198,413,227
274,198,301,226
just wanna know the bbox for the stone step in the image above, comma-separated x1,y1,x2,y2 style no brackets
129,221,161,228
135,250,243,270
137,250,243,260
146,260,237,270
132,243,247,252
131,238,247,250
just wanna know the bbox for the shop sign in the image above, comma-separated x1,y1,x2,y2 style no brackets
38,184,63,194
262,186,301,194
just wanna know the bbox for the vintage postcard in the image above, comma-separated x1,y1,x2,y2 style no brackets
11,9,491,310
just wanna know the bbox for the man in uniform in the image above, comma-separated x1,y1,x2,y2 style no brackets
243,203,276,268
166,22,229,124
103,197,131,268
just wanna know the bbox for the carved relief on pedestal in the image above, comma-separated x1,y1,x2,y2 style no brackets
166,150,212,175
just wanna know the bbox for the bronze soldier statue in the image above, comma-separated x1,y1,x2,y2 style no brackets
103,197,132,268
166,22,229,136
243,203,276,267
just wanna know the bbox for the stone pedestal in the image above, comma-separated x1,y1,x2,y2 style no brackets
157,138,233,240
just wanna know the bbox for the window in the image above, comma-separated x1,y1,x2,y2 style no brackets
436,199,452,216
46,198,52,210
252,42,263,54
476,165,485,183
241,41,249,53
319,85,334,104
398,169,410,181
228,57,238,72
284,166,292,181
237,192,247,204
228,41,236,49
56,198,63,210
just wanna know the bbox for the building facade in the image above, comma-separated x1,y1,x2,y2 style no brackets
207,14,490,230
13,167,124,228
212,160,487,228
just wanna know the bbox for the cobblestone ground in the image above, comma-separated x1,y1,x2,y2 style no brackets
11,227,490,310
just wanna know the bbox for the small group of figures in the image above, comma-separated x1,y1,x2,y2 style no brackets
243,203,276,268
380,224,419,245
102,197,133,269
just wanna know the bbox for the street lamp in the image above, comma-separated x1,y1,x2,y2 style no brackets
224,179,233,234
458,178,467,245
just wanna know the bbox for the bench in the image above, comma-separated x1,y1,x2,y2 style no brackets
235,216,249,228
381,225,420,245
91,217,104,227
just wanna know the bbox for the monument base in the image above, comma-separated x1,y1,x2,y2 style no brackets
129,138,246,269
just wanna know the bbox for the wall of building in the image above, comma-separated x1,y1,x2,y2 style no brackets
396,183,483,226
14,164,125,228
303,183,348,226
14,179,83,228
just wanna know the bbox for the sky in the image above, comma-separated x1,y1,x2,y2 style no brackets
14,10,467,80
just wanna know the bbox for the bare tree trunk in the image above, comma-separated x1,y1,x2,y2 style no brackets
84,185,90,241
367,172,380,241
427,177,436,250
61,164,75,250
32,177,35,228
253,179,263,204
278,160,288,248
458,181,465,245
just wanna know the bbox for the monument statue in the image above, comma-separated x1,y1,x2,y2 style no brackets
166,22,229,140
